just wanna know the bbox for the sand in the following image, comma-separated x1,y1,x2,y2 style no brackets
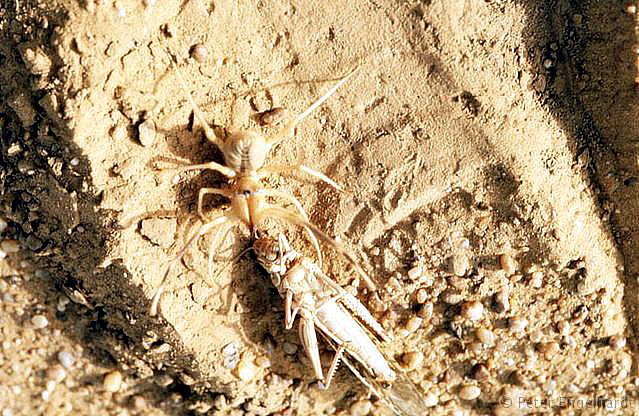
1,0,638,414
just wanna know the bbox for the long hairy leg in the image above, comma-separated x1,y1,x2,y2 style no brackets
169,55,225,149
257,205,376,290
259,163,345,193
266,67,359,147
173,161,236,178
149,212,236,316
259,189,323,266
206,219,242,282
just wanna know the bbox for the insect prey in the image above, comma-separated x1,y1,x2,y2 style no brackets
253,232,430,416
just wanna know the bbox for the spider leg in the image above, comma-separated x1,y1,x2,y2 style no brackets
259,189,323,266
266,68,358,147
170,55,225,149
149,212,236,316
257,206,376,290
259,163,345,193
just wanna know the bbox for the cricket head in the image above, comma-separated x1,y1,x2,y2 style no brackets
253,233,298,286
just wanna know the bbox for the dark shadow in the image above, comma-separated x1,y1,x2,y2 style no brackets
0,3,380,414
0,2,239,414
515,1,639,360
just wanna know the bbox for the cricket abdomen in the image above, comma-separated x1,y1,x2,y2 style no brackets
317,301,396,382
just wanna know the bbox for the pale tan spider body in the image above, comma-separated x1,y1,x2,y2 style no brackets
222,130,271,174
149,62,375,316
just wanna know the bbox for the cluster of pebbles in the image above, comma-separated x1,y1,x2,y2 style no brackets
5,186,634,416
344,219,635,415
1,1,637,413
0,238,141,414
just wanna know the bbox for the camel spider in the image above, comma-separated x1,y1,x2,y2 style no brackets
149,58,374,316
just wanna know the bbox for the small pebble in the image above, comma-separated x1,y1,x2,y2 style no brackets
255,356,271,368
35,269,49,279
499,253,517,275
476,328,496,346
509,316,529,333
407,265,423,281
415,288,429,304
452,254,470,277
460,300,483,321
236,359,258,382
609,335,627,350
282,342,298,355
537,341,560,360
416,302,433,320
0,218,7,233
401,351,424,370
1,240,20,253
349,399,372,416
471,363,490,381
493,289,510,313
47,365,67,383
69,157,80,166
263,333,277,354
557,321,570,336
57,295,70,312
190,43,208,63
131,395,147,411
626,4,637,14
138,118,156,147
403,316,423,333
441,290,463,305
31,314,49,329
468,341,483,355
103,370,123,392
423,392,438,407
459,385,481,401
58,350,76,368
530,271,543,288
213,394,228,410
155,374,173,387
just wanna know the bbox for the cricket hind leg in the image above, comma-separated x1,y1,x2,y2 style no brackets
298,315,324,383
319,344,346,390
257,206,377,290
312,267,391,343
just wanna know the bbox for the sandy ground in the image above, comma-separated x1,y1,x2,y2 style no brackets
2,0,639,415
